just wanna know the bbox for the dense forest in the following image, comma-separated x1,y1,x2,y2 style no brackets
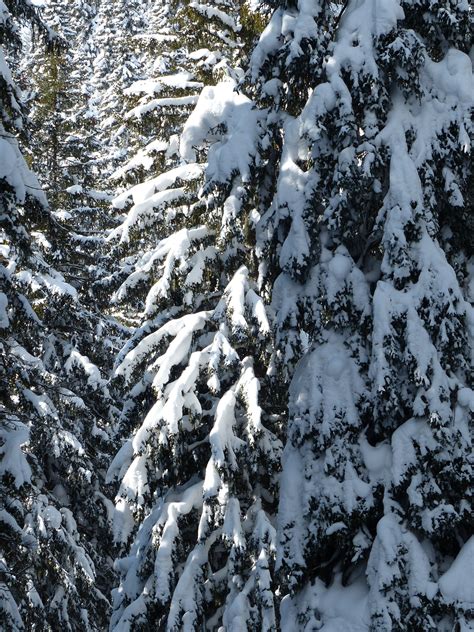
0,0,473,630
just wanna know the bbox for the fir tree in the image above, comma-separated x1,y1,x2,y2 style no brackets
19,0,113,273
0,2,117,629
89,0,152,184
244,0,473,628
105,1,281,629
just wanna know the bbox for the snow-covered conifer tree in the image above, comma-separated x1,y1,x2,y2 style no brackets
3,0,471,628
19,0,113,249
110,0,266,188
0,3,117,629
105,2,282,629
245,0,473,628
89,0,152,184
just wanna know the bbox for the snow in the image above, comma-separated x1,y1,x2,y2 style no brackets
0,137,18,181
65,349,105,388
112,189,190,249
210,390,245,469
276,446,305,572
0,292,9,328
328,251,353,282
281,574,370,631
184,246,217,288
9,343,43,370
152,325,195,389
368,514,438,623
111,139,169,180
359,436,391,483
159,350,206,435
120,455,149,506
42,505,62,530
66,184,83,194
55,429,85,457
132,401,164,453
188,48,212,61
26,580,43,609
180,80,262,187
0,567,26,630
249,9,283,83
290,335,366,438
439,537,474,606
203,460,222,498
140,227,209,314
125,73,203,96
112,162,203,211
223,266,249,332
457,388,474,411
390,419,435,486
5,0,471,627
113,497,135,544
106,439,134,484
327,0,404,79
0,419,32,487
424,48,473,105
14,270,78,299
153,482,204,602
167,541,211,630
0,129,47,205
22,389,55,418
246,287,270,334
114,311,210,383
126,95,199,119
188,2,241,32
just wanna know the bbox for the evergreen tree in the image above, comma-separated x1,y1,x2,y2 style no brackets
243,0,473,628
108,0,266,189
1,2,117,629
19,0,113,266
105,1,280,629
2,0,471,629
89,0,152,184
18,0,127,330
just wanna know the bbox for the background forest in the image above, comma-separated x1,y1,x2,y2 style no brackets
0,0,473,630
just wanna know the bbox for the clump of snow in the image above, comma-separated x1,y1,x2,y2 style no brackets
439,537,474,606
66,184,83,194
180,80,262,188
281,573,370,631
65,349,105,389
126,95,199,120
125,73,203,96
0,125,47,205
0,419,31,487
0,292,9,328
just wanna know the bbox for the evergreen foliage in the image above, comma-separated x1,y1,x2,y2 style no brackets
19,0,113,288
244,0,473,628
104,1,282,629
90,0,152,184
0,0,472,629
1,2,117,629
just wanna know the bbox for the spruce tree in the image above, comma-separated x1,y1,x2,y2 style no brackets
2,0,471,629
90,0,152,184
105,1,281,629
1,2,116,629
19,0,112,250
109,0,266,190
243,0,473,628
